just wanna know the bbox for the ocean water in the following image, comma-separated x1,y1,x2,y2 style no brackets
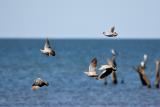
0,39,160,107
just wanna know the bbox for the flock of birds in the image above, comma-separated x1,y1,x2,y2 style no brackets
84,49,118,85
84,47,160,88
31,26,160,90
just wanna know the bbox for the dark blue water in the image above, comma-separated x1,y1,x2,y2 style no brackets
0,39,160,107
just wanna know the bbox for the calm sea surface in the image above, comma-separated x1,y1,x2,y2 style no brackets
0,39,160,107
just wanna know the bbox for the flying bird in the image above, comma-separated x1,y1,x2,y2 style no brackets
103,26,118,37
84,57,98,77
32,78,49,90
96,64,116,80
40,38,56,56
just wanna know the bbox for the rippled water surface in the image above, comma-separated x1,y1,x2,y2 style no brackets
0,39,160,107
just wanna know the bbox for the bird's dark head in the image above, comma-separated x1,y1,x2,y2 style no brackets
51,51,56,56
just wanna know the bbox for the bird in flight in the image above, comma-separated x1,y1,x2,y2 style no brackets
103,26,118,37
40,38,56,56
32,78,49,90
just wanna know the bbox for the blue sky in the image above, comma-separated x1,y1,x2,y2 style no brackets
0,0,160,39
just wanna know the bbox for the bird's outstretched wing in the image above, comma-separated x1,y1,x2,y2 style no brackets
44,38,51,48
97,68,113,79
89,58,97,72
109,26,115,33
91,57,97,67
99,64,112,71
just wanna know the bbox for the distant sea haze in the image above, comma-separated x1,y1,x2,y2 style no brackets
0,39,160,107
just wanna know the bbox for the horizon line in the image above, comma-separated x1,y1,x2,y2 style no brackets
0,37,160,40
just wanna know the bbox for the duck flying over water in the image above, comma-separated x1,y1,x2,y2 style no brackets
96,64,116,80
32,78,49,90
40,38,56,56
84,57,98,77
103,26,118,37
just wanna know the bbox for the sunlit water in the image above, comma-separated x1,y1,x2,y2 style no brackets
0,39,160,107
